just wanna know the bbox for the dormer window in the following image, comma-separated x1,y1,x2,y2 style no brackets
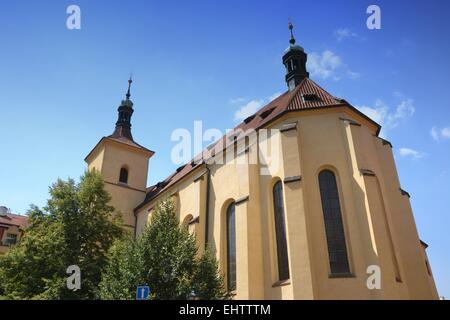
119,167,129,184
260,107,275,119
243,115,256,124
302,93,321,102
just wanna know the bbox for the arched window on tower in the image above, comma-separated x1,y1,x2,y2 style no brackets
318,170,350,275
226,202,236,292
119,167,129,184
273,181,290,281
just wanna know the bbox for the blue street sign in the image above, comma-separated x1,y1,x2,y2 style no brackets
136,285,150,300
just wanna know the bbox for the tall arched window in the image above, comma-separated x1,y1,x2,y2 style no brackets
273,181,290,281
226,202,236,291
119,167,128,184
318,170,350,274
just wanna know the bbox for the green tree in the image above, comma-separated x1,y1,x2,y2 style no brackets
98,199,230,300
0,171,123,299
193,249,230,300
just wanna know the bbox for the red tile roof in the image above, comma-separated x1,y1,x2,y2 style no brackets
0,213,28,229
232,77,343,134
134,78,381,212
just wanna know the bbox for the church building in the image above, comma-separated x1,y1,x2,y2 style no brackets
85,24,439,300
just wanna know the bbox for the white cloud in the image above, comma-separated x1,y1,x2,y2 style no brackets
431,126,440,141
442,127,450,138
399,148,424,159
393,91,405,99
431,126,450,141
268,92,282,102
387,98,415,127
307,50,359,81
334,28,358,41
346,70,361,80
358,102,387,124
308,50,342,80
233,91,282,122
229,97,246,104
234,99,264,121
356,98,415,138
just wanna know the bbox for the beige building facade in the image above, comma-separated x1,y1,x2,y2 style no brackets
85,26,439,299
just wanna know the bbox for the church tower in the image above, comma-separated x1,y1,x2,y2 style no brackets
85,78,154,233
282,22,309,91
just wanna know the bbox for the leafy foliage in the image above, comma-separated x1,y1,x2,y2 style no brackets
99,199,230,300
0,171,123,299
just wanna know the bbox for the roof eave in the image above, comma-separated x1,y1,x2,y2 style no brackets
84,137,107,163
84,136,155,164
338,99,382,136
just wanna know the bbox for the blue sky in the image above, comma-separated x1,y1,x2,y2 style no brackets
0,0,449,297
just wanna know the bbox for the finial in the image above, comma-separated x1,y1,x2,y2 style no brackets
288,21,296,46
126,74,133,100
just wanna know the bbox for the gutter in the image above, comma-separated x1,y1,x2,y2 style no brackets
134,213,138,239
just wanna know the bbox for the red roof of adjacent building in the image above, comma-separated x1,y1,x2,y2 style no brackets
134,78,381,212
0,213,28,229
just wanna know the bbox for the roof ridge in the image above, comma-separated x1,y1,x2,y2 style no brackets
286,78,308,109
8,213,27,217
304,77,336,97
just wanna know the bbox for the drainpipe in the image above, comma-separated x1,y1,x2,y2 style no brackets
204,164,211,251
134,212,138,240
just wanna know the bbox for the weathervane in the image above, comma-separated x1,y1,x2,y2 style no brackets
126,73,133,100
288,19,296,46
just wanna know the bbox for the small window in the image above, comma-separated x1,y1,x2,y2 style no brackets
243,115,256,124
260,107,275,119
156,180,170,190
302,93,321,102
5,233,17,246
119,167,128,184
228,133,239,142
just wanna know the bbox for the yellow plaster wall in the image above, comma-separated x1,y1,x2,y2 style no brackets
86,139,150,231
132,106,437,300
